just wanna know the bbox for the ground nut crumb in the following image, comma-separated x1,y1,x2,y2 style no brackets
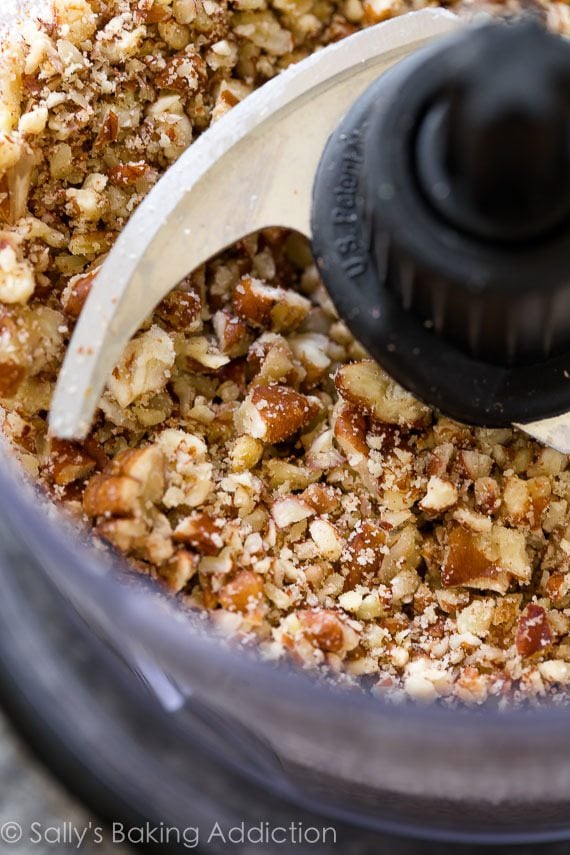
2,0,570,707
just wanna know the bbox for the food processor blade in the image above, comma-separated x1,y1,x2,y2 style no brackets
48,8,459,440
51,9,570,453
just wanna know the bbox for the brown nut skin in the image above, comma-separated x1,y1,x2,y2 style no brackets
334,402,369,457
108,161,154,188
94,110,119,147
49,437,97,485
441,525,499,588
219,570,264,613
83,474,141,517
343,520,386,590
236,384,320,444
232,276,311,333
0,362,26,396
516,604,553,658
298,608,346,653
335,360,431,428
174,512,223,555
156,288,202,331
63,268,100,319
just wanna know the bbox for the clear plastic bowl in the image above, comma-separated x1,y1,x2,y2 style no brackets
3,2,570,850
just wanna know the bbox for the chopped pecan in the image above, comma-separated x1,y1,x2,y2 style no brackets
112,445,166,504
298,608,346,653
427,443,454,477
419,476,458,515
246,333,297,385
63,266,100,319
442,525,504,591
442,524,530,593
143,1,173,23
0,362,26,397
158,550,198,593
546,571,570,606
155,48,207,92
49,437,97,485
83,474,141,517
108,325,175,408
235,385,320,444
302,483,339,514
174,512,223,555
96,517,147,552
516,604,553,658
94,110,119,147
333,402,368,458
343,520,386,589
0,241,35,304
232,276,311,333
213,309,251,357
108,161,154,188
156,288,202,332
335,360,431,428
219,570,264,613
309,517,344,561
474,476,501,514
502,475,551,527
229,435,264,472
181,335,229,371
271,495,314,529
456,449,493,480
289,333,331,388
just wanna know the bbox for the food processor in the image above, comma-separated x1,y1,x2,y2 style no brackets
6,1,570,852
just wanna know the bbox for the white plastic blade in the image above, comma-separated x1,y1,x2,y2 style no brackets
515,413,570,453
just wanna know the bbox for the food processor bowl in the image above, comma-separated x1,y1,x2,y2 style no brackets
4,2,570,851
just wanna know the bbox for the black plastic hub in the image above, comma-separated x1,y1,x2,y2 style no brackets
311,21,570,426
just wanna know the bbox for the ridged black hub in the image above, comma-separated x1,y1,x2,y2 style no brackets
311,21,570,426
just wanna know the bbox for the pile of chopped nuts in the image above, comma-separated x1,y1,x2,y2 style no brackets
3,0,570,707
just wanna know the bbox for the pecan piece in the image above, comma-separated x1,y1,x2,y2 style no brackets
112,446,166,504
174,512,224,555
156,288,202,332
108,161,154,188
442,524,530,594
474,476,501,514
232,275,311,333
219,570,264,613
49,437,97,485
143,1,173,22
158,550,198,594
441,525,504,591
94,110,119,148
546,571,570,606
63,266,100,319
333,402,368,458
83,474,141,517
235,385,320,444
213,309,251,357
419,476,458,515
302,483,339,514
335,360,431,428
155,49,207,93
298,608,346,653
343,520,386,589
502,475,551,528
516,604,553,658
271,495,314,529
309,518,344,561
456,449,493,480
0,362,26,396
